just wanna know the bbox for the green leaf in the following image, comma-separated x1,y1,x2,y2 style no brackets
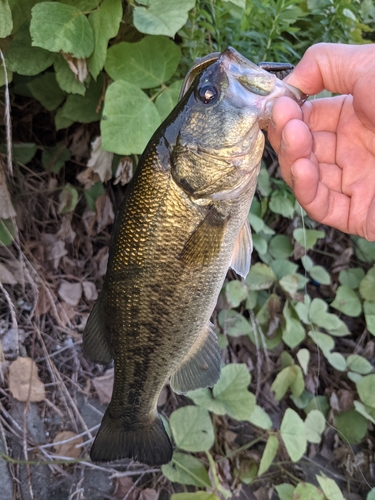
346,354,373,375
0,219,15,246
301,255,313,272
279,274,299,298
258,434,278,476
0,0,13,38
257,166,271,196
133,0,196,37
101,80,160,154
105,36,180,88
316,474,344,500
8,0,38,34
334,409,367,444
84,181,105,211
274,484,295,500
0,61,12,87
256,293,281,326
359,266,375,301
304,396,329,417
6,23,55,76
61,74,103,123
59,183,79,214
162,452,210,487
88,0,122,79
280,408,306,462
309,265,331,285
237,459,258,485
252,233,267,255
245,263,276,291
217,309,252,337
325,351,346,372
331,285,362,317
225,280,248,308
54,55,87,95
170,406,214,452
155,80,182,121
282,302,305,349
297,348,310,375
293,483,324,500
30,2,94,58
247,405,272,429
339,268,365,289
269,189,295,218
308,298,349,336
55,107,74,131
268,234,293,259
271,365,304,401
293,228,325,249
364,300,375,336
308,330,334,355
270,259,298,280
305,410,325,444
27,73,65,111
353,401,375,425
188,388,226,415
42,145,71,174
13,143,37,164
367,489,375,500
356,374,375,409
171,493,220,500
352,236,375,263
212,364,255,420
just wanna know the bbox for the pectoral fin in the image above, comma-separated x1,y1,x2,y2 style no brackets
83,296,113,364
230,220,252,278
170,323,221,394
179,206,228,267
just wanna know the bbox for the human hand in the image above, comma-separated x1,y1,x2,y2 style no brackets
268,43,375,241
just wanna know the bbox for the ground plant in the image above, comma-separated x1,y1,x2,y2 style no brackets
1,0,375,499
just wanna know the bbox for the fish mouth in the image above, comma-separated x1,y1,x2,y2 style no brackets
220,47,307,106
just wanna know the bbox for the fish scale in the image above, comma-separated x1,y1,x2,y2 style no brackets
83,47,306,466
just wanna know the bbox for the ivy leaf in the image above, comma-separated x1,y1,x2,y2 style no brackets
101,80,160,155
331,285,362,317
293,483,324,499
188,388,226,415
346,354,373,375
133,0,196,37
54,54,87,95
364,301,375,336
316,475,344,500
42,145,71,174
271,365,304,401
162,452,210,487
270,259,298,280
339,268,365,289
155,80,182,121
13,143,37,164
212,364,255,420
170,406,214,452
308,298,349,336
309,265,331,285
282,301,305,349
269,189,295,218
274,484,295,500
305,410,325,444
258,435,279,476
0,0,13,38
59,184,79,214
354,401,375,425
61,74,103,123
27,73,65,111
105,36,181,88
88,0,122,79
0,219,15,246
268,234,293,259
356,374,375,409
171,493,220,500
293,228,325,249
334,409,368,445
359,266,375,301
217,309,252,337
30,2,94,58
225,280,247,308
297,348,310,375
280,408,306,462
245,263,276,290
6,23,55,76
352,236,375,263
247,404,272,429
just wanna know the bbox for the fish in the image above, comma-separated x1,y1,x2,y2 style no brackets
83,47,306,466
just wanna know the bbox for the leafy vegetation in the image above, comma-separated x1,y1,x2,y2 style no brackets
1,0,375,499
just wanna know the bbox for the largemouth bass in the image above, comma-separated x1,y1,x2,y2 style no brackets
83,47,305,466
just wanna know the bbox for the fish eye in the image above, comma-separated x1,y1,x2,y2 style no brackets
197,84,219,104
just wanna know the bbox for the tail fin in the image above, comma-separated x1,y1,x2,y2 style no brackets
90,409,173,466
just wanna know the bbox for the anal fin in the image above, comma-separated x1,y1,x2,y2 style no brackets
230,220,252,278
170,323,221,394
83,295,113,364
